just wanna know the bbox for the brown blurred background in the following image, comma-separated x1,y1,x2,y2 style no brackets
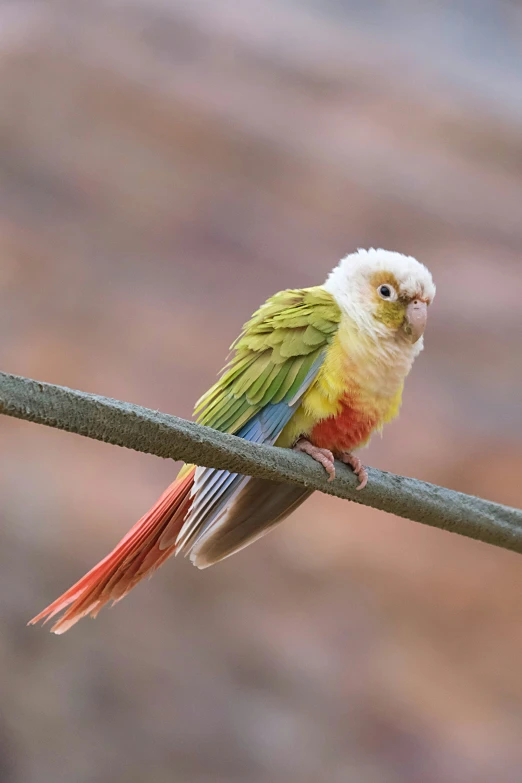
0,1,521,781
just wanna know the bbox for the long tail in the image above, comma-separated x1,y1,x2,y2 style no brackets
29,466,196,634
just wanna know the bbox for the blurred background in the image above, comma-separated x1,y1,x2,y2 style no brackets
0,1,521,781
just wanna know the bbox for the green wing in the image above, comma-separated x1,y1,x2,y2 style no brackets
174,286,341,560
194,286,341,434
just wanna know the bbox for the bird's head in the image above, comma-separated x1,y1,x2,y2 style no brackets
324,248,435,347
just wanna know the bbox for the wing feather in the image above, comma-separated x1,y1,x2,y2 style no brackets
176,286,341,561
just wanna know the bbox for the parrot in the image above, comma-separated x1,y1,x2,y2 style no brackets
30,248,435,633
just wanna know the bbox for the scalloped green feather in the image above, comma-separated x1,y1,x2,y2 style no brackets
312,317,339,333
303,324,327,346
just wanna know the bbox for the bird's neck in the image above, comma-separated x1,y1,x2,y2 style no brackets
337,316,420,401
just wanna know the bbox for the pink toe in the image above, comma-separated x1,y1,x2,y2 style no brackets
356,473,368,491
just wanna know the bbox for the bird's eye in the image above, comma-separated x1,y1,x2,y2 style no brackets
377,284,397,301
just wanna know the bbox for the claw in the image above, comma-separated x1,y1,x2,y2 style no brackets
293,438,336,482
339,452,368,490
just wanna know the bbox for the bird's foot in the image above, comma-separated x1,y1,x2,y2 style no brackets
339,452,368,491
293,438,336,482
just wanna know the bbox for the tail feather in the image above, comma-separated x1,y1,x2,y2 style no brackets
29,466,196,634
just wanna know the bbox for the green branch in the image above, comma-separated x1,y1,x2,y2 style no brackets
0,371,521,556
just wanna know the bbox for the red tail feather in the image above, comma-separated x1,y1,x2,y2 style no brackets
29,467,196,633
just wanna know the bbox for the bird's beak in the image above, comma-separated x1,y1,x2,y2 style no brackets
404,299,427,343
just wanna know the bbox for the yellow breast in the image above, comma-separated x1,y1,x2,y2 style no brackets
277,322,405,450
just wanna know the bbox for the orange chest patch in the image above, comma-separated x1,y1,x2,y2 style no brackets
310,399,379,453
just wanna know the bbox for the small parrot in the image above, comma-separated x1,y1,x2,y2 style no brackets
31,248,435,633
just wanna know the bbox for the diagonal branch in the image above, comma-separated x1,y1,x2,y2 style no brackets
0,371,521,556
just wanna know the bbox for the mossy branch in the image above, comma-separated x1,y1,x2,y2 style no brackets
0,371,521,556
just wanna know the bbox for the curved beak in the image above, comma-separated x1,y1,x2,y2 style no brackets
404,299,428,343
